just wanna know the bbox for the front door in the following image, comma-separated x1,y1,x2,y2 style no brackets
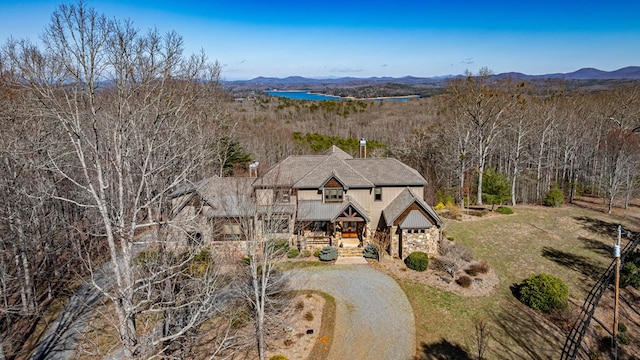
342,221,359,238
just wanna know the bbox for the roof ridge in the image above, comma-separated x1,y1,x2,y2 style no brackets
292,154,334,187
336,155,374,187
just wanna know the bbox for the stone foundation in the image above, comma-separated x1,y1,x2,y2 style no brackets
402,227,440,258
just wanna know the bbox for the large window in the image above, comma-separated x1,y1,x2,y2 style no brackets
324,188,343,202
222,223,242,240
374,187,382,201
264,217,289,234
273,189,290,203
311,221,328,232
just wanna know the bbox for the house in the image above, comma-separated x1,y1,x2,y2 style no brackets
168,176,257,255
170,144,442,259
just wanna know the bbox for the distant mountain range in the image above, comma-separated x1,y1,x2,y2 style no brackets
224,66,640,90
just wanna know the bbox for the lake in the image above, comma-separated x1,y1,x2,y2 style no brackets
267,91,344,101
267,90,417,102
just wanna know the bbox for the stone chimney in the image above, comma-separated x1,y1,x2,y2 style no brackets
359,138,367,158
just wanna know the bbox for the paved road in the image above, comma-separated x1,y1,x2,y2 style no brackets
290,264,416,360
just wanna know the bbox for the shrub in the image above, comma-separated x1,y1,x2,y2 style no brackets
466,260,490,276
304,311,314,321
269,355,288,360
434,202,447,210
287,248,299,259
618,323,628,333
456,275,473,288
517,273,569,313
496,206,513,215
440,240,473,262
363,244,378,259
318,246,338,261
543,183,565,207
446,202,461,220
295,301,304,311
300,250,312,258
133,250,159,268
436,189,455,207
313,249,321,258
481,168,511,208
621,251,640,289
270,238,290,253
404,251,430,272
430,257,455,272
617,332,631,345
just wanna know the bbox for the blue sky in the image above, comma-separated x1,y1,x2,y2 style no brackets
1,0,639,80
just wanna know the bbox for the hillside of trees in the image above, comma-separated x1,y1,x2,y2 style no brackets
1,1,640,359
230,72,640,213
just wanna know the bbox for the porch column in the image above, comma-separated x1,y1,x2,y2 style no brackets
390,225,398,258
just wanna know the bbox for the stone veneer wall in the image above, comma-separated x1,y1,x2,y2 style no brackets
401,227,440,258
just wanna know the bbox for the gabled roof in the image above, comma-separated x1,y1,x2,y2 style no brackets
253,155,326,188
294,155,373,189
256,146,426,190
171,176,256,218
295,197,370,223
197,176,255,208
331,197,370,223
399,210,433,229
321,145,353,159
382,188,442,227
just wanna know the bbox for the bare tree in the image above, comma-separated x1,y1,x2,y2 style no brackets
601,128,640,214
4,2,226,357
227,184,292,360
446,68,512,205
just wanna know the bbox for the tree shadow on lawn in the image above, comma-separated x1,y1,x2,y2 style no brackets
541,246,605,285
490,301,565,360
577,236,613,258
414,339,472,360
573,216,625,239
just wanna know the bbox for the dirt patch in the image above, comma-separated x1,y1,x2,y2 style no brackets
368,257,499,297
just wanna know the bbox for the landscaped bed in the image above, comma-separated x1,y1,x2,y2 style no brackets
372,204,640,359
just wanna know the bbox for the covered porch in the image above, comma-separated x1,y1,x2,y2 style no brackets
295,198,370,249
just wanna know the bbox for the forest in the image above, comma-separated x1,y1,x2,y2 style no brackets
231,73,640,213
1,1,640,359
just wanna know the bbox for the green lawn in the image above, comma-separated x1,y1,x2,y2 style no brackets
404,205,639,359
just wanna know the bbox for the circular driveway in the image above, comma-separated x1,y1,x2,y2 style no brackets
289,264,415,360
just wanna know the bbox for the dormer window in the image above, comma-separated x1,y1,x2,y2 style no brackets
324,188,344,202
374,187,382,201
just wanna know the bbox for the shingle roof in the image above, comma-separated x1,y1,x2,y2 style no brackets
294,155,373,189
254,155,326,188
382,188,442,227
197,177,255,206
256,147,426,190
173,176,256,217
346,158,427,186
399,210,433,229
321,145,353,159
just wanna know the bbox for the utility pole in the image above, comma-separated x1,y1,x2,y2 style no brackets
612,224,621,359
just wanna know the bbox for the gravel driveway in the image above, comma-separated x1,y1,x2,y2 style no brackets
289,264,415,360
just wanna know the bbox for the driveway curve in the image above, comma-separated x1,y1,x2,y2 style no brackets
289,264,415,360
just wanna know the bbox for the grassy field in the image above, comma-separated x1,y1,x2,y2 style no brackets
403,204,640,359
